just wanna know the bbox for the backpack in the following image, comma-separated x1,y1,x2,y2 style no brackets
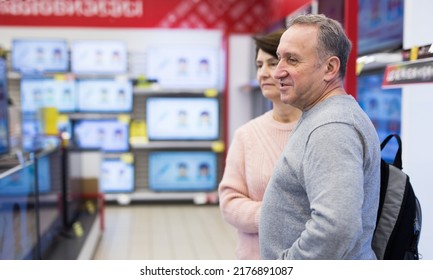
372,134,422,260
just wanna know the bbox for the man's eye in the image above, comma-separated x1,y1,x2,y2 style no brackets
288,57,297,63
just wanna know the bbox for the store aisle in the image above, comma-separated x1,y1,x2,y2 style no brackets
93,204,238,260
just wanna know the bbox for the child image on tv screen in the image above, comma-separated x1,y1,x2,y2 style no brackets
146,97,219,140
12,39,69,73
146,46,220,89
73,120,129,152
20,79,76,113
100,158,134,193
76,79,132,112
71,40,127,74
148,151,217,191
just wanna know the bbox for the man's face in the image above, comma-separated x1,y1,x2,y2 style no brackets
274,25,329,111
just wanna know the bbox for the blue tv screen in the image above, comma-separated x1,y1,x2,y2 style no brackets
146,97,219,141
0,58,9,155
73,119,129,152
76,79,133,113
21,116,69,152
0,162,38,259
358,0,404,55
20,78,76,113
357,70,402,163
148,151,217,192
11,39,69,74
71,40,128,74
100,156,134,193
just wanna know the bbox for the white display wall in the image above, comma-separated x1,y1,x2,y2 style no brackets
401,0,433,259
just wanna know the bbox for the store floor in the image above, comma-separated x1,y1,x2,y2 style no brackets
93,204,237,260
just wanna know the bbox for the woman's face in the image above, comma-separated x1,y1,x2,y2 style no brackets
256,49,280,102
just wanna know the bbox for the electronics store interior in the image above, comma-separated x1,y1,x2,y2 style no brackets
0,0,432,260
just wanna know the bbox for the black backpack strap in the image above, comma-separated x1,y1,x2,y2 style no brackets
381,134,403,169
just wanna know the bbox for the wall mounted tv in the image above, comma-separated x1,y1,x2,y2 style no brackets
148,151,217,192
20,78,76,113
358,0,404,55
11,39,69,74
357,69,401,163
0,58,9,155
73,119,129,152
146,97,219,141
100,155,134,193
76,79,133,113
146,45,221,90
71,40,128,75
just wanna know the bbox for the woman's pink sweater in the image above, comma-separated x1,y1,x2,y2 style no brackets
219,111,297,259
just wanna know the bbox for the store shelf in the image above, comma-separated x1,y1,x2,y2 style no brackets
133,86,219,96
130,141,217,150
104,190,211,205
67,113,131,120
7,71,130,80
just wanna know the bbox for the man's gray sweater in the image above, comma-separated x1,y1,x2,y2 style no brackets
259,94,381,260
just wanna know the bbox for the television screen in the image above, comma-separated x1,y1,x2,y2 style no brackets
21,117,40,152
0,58,9,155
21,116,68,152
357,70,402,163
148,151,217,192
0,162,39,259
146,97,219,141
35,147,63,259
20,78,76,113
11,39,69,74
73,119,129,152
71,40,128,74
100,155,134,193
146,45,221,89
76,79,133,113
358,0,404,55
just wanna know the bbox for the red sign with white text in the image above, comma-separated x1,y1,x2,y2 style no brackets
0,0,311,33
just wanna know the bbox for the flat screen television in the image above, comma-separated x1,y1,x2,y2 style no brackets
21,116,67,152
146,97,219,141
357,69,402,163
76,79,133,113
146,45,221,90
71,40,128,74
11,39,69,74
35,147,63,259
358,0,404,55
73,119,129,152
100,155,134,193
148,151,217,192
0,58,9,155
20,78,76,113
0,162,39,259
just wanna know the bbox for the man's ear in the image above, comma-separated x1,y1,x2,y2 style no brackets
324,56,340,81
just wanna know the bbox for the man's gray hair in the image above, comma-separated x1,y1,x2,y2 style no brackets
287,13,352,79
